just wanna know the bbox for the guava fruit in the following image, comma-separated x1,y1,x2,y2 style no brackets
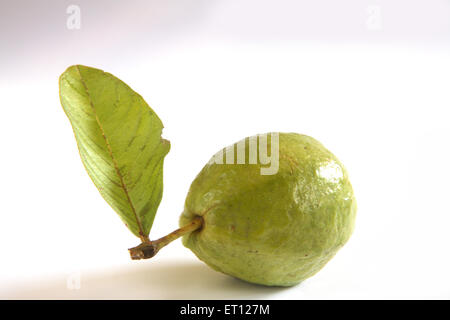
179,132,357,286
59,66,357,287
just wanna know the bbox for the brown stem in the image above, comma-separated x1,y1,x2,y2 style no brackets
128,216,203,260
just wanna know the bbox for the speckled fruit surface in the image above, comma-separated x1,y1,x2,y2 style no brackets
180,133,357,286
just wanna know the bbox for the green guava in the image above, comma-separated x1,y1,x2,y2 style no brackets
179,132,357,287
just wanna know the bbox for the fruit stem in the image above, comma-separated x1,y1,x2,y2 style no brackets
128,216,203,260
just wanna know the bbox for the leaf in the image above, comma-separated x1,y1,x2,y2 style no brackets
59,65,170,240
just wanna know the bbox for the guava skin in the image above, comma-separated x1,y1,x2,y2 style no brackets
180,133,357,287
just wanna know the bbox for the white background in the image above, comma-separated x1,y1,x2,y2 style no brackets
1,0,450,299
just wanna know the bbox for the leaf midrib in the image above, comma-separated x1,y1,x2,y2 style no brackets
75,66,147,240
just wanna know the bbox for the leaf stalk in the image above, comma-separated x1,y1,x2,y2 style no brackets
128,216,203,260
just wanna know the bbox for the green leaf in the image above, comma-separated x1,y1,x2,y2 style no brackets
59,65,170,240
